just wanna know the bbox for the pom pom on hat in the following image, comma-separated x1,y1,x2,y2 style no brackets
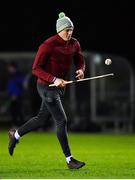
58,12,65,18
56,12,74,33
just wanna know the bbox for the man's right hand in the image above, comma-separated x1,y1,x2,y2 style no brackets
54,78,67,88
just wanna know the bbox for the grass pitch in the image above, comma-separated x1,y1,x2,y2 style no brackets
0,131,135,179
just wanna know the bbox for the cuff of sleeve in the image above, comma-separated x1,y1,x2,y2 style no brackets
78,69,84,72
81,67,85,72
51,77,57,83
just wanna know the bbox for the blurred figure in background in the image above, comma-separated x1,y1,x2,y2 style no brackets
7,61,25,127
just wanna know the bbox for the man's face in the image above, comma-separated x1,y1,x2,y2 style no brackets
60,27,74,41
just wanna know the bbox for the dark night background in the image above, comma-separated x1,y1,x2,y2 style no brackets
0,1,134,66
0,2,135,177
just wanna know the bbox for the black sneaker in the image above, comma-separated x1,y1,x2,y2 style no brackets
8,129,19,156
67,157,85,169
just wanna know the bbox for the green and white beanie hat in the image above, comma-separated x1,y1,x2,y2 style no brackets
56,12,74,33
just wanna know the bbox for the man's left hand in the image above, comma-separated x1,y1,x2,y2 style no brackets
76,69,84,79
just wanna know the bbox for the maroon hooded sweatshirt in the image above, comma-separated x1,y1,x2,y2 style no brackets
32,34,85,85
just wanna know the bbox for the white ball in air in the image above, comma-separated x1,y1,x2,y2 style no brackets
105,58,112,65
